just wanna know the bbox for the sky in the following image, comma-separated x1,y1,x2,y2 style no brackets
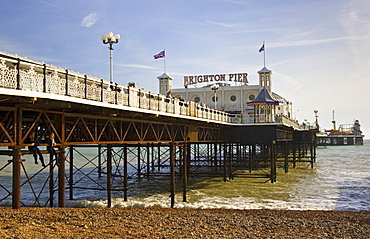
1,0,370,137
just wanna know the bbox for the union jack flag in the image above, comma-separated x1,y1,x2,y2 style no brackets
259,44,265,52
154,50,165,59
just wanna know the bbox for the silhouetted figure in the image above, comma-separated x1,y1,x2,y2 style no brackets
47,132,58,165
25,132,45,167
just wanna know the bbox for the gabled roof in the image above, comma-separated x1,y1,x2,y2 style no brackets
248,88,279,105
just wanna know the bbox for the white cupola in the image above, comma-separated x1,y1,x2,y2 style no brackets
258,66,272,94
157,72,173,95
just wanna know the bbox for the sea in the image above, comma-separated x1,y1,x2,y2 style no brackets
1,140,369,211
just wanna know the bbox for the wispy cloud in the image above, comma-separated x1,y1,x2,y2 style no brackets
118,64,157,70
80,12,100,27
207,20,248,28
224,0,250,5
339,0,370,65
271,36,353,48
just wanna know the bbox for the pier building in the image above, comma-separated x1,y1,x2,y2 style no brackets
0,52,317,209
161,67,293,124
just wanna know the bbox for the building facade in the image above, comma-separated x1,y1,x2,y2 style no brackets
158,66,293,124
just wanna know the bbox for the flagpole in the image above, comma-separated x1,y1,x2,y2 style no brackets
263,41,266,67
164,49,166,73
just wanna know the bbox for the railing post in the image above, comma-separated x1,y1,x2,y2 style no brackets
84,75,87,99
16,58,20,90
148,91,151,110
43,64,47,93
138,89,141,108
100,79,104,102
65,69,69,96
115,83,118,104
127,86,130,106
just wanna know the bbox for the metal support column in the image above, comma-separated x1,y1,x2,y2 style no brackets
293,142,296,168
98,145,102,177
170,142,175,208
107,144,112,208
182,142,188,202
58,147,66,207
271,141,277,183
69,146,74,200
137,144,141,177
146,143,150,178
123,144,128,201
284,141,289,173
228,143,233,180
310,141,314,169
12,108,22,209
223,143,227,182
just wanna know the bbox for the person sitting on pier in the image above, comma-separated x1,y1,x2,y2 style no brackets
165,91,172,103
25,132,46,167
47,132,58,165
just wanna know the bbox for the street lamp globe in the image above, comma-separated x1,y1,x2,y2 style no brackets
101,32,120,84
211,84,219,109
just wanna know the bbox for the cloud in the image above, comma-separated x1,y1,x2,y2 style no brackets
270,36,353,48
80,12,100,27
207,20,247,28
118,64,157,70
224,0,250,5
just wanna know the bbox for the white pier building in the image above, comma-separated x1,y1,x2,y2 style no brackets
158,66,294,124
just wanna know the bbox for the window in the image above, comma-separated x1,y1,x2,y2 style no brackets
194,97,200,103
230,95,236,101
212,96,218,102
249,94,255,100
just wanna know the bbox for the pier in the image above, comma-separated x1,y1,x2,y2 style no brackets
0,52,317,209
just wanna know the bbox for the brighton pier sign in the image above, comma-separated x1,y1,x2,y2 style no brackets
184,73,248,87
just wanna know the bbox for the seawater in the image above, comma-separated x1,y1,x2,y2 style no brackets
68,141,370,211
1,141,369,210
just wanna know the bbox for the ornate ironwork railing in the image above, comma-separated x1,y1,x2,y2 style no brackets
0,52,230,123
0,52,304,128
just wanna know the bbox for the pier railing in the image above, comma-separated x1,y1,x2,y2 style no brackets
0,52,298,127
0,53,230,123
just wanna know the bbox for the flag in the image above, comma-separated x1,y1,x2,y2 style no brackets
259,44,265,52
154,50,165,59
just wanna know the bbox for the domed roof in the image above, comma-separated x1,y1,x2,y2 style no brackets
248,88,279,105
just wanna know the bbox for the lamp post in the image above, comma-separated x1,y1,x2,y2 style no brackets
314,109,319,127
101,32,120,83
211,84,219,109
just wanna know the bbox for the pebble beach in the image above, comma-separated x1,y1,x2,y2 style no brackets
0,207,369,238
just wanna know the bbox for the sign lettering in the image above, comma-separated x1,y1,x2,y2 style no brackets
184,73,248,86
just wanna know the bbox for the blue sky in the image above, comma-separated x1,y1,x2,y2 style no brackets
1,0,370,136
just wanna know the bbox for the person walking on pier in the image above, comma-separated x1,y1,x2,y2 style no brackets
25,132,46,167
47,132,58,165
